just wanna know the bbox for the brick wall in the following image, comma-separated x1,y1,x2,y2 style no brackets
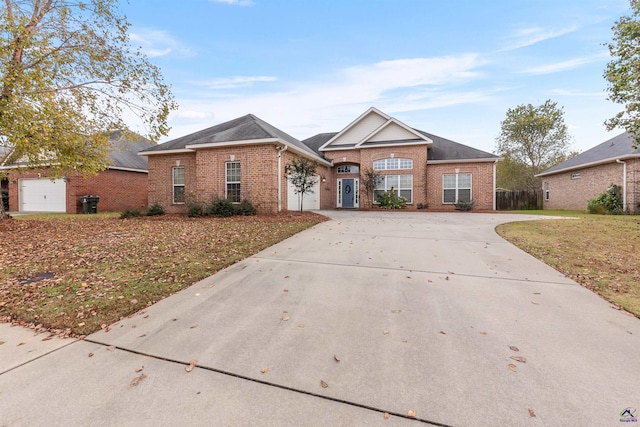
147,153,197,214
426,162,496,211
7,168,148,213
542,160,640,212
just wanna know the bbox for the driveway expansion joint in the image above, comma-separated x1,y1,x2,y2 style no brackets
83,338,454,426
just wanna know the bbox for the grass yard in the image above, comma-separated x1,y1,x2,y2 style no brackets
497,211,640,318
0,212,327,336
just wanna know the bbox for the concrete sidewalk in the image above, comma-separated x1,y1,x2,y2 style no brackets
1,211,638,426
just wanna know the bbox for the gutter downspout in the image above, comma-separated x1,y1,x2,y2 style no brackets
616,159,627,211
493,160,498,210
277,145,288,212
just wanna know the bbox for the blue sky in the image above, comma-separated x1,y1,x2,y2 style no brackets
122,0,631,154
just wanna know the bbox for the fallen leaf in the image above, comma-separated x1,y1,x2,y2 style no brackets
283,289,289,292
135,366,144,372
320,380,328,388
130,373,147,387
334,354,340,362
407,410,416,417
282,316,290,321
77,322,85,327
439,331,446,335
284,275,290,278
107,345,116,351
383,413,390,419
88,352,94,357
510,356,527,363
391,309,401,313
480,331,487,335
282,310,288,313
508,363,517,372
261,367,269,374
297,324,304,328
383,329,390,335
531,301,540,305
528,408,536,417
190,324,198,329
185,359,198,372
509,346,520,352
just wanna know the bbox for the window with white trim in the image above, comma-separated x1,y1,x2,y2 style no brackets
226,161,241,203
544,182,550,200
442,173,471,204
172,166,185,204
337,164,359,174
374,174,413,203
373,158,413,171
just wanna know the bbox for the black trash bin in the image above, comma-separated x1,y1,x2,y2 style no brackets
88,195,100,213
80,196,91,214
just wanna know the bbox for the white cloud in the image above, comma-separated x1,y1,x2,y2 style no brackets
503,25,579,50
130,29,196,58
209,0,254,6
162,54,490,141
193,76,278,89
522,52,609,74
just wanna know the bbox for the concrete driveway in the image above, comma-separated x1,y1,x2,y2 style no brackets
1,211,638,426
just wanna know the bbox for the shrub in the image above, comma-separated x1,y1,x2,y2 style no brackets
378,191,407,209
146,203,165,216
587,184,623,214
455,200,474,211
236,199,257,216
187,202,204,217
417,202,429,210
1,189,8,211
120,209,143,219
206,197,236,217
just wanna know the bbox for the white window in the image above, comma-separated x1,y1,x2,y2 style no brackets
373,158,413,171
226,161,241,203
544,182,550,200
172,167,185,204
443,173,471,204
374,174,413,203
337,164,359,174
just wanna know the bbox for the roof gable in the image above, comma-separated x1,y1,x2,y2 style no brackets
538,132,640,176
319,107,431,151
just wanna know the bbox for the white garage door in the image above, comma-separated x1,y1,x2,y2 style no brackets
287,176,320,211
19,179,67,212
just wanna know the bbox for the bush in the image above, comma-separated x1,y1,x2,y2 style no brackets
187,202,204,217
1,189,8,211
417,202,429,210
146,203,165,216
455,200,474,211
378,191,407,209
206,197,236,217
236,199,257,216
587,184,623,214
120,209,143,219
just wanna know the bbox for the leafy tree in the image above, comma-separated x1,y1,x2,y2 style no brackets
359,168,383,208
497,150,579,190
495,100,572,186
287,157,318,212
0,0,177,219
604,0,640,148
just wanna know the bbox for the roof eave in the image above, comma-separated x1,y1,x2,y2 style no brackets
139,148,194,156
427,157,501,164
535,153,640,177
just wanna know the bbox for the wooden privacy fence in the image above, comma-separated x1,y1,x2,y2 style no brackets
496,189,543,210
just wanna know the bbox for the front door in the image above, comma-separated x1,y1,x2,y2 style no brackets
338,178,359,208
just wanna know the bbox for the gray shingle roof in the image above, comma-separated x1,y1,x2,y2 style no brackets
538,132,640,176
301,129,498,163
140,114,322,159
107,131,154,171
417,130,499,162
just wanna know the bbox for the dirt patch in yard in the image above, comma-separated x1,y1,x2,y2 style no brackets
0,212,327,336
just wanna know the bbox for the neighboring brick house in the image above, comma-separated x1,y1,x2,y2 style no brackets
3,131,153,213
141,107,500,213
536,132,640,212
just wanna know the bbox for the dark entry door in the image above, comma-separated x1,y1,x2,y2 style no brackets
341,178,355,208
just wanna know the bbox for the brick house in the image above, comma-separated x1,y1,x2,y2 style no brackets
140,107,500,213
536,132,640,213
3,131,153,213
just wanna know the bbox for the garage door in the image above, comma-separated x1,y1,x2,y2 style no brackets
287,176,320,211
19,179,67,212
